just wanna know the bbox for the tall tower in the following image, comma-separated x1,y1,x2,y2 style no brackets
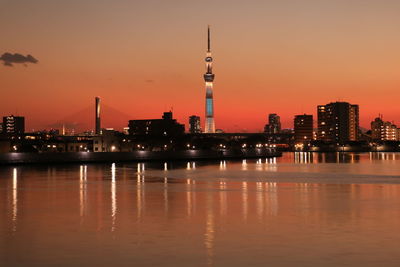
95,97,101,135
204,26,215,133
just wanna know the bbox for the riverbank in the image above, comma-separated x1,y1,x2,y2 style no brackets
0,149,281,165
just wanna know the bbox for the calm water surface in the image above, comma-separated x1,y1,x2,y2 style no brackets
1,152,400,266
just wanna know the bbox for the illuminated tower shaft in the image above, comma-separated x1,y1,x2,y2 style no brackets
204,26,215,133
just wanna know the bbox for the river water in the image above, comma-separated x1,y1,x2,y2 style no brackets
1,152,400,266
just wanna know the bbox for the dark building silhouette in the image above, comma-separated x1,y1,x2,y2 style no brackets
3,115,25,134
264,113,281,134
128,112,185,136
189,115,201,133
294,114,313,144
317,102,359,144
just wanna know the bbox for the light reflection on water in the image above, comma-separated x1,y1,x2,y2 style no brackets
79,165,87,221
12,168,17,232
111,163,116,232
1,152,400,266
290,151,399,164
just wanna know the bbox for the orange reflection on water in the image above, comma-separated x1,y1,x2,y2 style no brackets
111,163,117,232
2,160,400,266
205,193,215,266
79,165,87,221
12,168,17,232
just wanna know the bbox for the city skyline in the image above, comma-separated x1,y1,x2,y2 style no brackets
3,2,400,265
1,0,400,132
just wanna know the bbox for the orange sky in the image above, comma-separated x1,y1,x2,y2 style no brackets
1,0,400,132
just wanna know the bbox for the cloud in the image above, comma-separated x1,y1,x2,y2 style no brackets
0,52,38,67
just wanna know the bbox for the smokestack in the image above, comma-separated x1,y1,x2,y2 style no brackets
95,97,101,135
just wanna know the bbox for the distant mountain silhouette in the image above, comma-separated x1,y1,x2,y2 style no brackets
48,104,134,132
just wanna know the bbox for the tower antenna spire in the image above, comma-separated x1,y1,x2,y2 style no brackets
207,25,211,52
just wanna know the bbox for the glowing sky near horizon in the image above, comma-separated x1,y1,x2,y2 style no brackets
1,0,400,132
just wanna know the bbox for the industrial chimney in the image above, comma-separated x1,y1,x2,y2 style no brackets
95,97,101,135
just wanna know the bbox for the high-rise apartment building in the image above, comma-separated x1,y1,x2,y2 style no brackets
264,113,281,134
189,115,201,133
3,115,25,134
294,114,313,144
317,102,359,144
371,116,398,141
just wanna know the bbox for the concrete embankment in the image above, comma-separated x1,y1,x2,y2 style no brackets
0,149,281,165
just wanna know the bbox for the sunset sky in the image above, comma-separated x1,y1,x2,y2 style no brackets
1,0,400,132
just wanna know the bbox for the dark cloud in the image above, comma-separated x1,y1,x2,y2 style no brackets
145,79,154,83
0,52,38,67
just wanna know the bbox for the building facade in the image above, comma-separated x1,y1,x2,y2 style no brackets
264,113,281,134
93,130,121,152
294,114,313,144
3,115,25,134
317,102,359,144
189,115,201,133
